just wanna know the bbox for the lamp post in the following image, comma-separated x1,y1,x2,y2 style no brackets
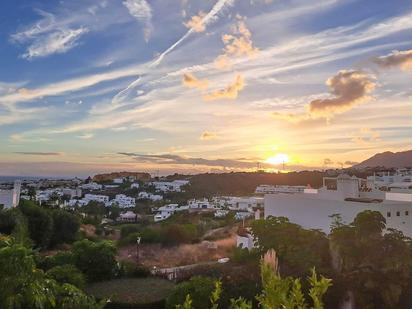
136,236,141,265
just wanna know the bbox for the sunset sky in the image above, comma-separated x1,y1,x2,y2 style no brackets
1,0,411,177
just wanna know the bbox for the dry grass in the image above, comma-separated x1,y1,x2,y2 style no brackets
118,235,236,268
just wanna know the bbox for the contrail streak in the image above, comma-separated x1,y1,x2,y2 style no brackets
112,0,235,105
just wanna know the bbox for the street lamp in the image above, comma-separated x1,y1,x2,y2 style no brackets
136,236,141,264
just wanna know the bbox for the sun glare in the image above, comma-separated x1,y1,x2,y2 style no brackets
266,153,290,165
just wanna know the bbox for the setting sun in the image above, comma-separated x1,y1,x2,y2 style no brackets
266,153,290,166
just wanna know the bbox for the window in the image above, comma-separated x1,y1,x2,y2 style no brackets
396,211,400,217
387,212,391,217
406,211,409,216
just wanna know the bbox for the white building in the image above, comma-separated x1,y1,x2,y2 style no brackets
367,169,412,193
264,174,412,237
113,178,124,184
154,204,188,222
131,183,140,189
62,187,82,198
81,182,103,190
188,198,213,209
84,194,109,204
138,191,163,201
255,185,306,194
0,181,21,209
227,196,264,211
111,194,136,208
150,180,190,192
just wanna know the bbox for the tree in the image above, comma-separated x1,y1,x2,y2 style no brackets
46,264,86,289
19,200,54,248
330,210,412,308
107,203,121,220
167,276,217,309
251,217,331,276
50,209,80,247
0,237,103,309
72,239,118,282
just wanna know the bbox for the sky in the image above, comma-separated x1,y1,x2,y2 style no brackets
0,0,412,177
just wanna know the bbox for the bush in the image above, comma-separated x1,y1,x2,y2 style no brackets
119,261,150,278
166,276,216,309
40,251,75,270
72,239,118,282
120,225,141,239
50,210,80,247
46,264,86,289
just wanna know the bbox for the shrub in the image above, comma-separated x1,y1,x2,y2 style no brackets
50,210,80,247
166,276,216,309
40,251,75,270
72,239,118,282
119,261,150,278
120,225,141,239
46,264,86,289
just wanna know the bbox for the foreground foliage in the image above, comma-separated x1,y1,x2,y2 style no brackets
0,237,104,309
173,250,331,309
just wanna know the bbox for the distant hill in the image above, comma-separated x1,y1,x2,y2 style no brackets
355,150,412,169
93,171,151,182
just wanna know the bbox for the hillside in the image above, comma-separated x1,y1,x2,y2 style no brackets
165,170,364,196
355,150,412,169
93,171,151,182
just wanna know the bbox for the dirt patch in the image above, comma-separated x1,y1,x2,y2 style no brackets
118,235,236,268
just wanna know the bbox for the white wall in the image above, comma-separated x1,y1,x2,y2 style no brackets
264,193,412,237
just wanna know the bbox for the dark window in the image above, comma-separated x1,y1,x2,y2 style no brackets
406,211,409,216
396,211,400,217
387,212,391,217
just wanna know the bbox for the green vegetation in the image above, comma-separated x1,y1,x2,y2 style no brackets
46,264,86,289
86,278,175,308
167,276,217,309
0,236,104,309
330,210,412,307
72,239,118,282
173,251,331,309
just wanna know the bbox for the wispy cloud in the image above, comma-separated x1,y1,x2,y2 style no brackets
11,10,88,59
13,152,63,156
77,133,94,140
373,49,412,71
123,0,153,41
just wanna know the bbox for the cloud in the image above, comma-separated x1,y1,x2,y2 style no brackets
308,70,376,117
123,0,153,41
204,74,245,100
214,19,258,69
150,0,235,67
77,133,94,140
373,49,412,71
118,152,259,169
200,131,217,140
323,158,333,165
182,73,209,90
344,161,359,166
11,10,87,59
351,128,381,146
13,152,63,156
184,11,207,32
